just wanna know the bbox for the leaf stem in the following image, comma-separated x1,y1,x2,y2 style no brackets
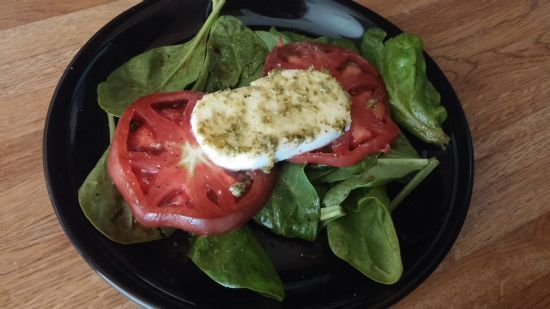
320,205,346,223
390,158,439,211
376,158,429,167
107,113,115,142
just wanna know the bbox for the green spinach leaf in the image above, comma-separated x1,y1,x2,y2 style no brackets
315,154,379,184
188,226,285,301
360,28,449,146
360,27,386,70
97,0,225,116
255,29,292,51
327,186,402,284
78,150,173,244
205,16,268,91
256,28,359,52
279,30,360,52
304,165,335,183
323,158,429,207
383,133,420,159
280,30,313,42
315,37,359,52
191,53,210,91
255,163,320,241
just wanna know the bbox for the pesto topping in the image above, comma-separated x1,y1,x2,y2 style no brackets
190,69,351,170
368,98,378,108
229,180,251,197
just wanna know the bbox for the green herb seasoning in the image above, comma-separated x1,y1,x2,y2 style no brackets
191,69,351,169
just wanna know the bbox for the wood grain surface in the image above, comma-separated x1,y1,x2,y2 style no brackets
1,0,549,307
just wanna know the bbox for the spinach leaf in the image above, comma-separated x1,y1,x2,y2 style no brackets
255,163,320,241
383,133,420,159
205,16,268,91
305,165,335,183
360,27,386,70
360,28,449,146
97,0,225,116
191,53,210,91
315,37,359,52
188,226,285,301
381,134,422,186
279,29,359,52
279,30,360,51
256,28,359,52
280,30,313,42
382,34,449,146
327,186,402,284
78,150,173,244
315,154,379,184
255,30,292,51
323,158,429,207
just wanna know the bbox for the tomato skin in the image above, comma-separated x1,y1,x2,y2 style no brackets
108,91,276,235
263,42,399,166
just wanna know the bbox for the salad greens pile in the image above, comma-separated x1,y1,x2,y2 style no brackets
78,0,449,301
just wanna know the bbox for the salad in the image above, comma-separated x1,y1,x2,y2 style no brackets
78,0,449,301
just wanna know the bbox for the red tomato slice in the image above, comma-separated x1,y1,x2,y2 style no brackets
263,42,400,166
108,91,276,235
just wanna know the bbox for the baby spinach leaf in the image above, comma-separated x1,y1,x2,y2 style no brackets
383,133,420,159
280,30,313,42
237,56,265,88
78,150,173,244
304,164,335,183
323,158,429,207
188,226,285,301
257,28,359,52
255,30,292,51
361,29,449,146
191,54,210,91
382,34,449,146
205,16,268,91
360,27,386,70
97,0,225,116
316,154,379,183
97,42,204,116
315,37,359,52
327,186,402,284
335,187,371,213
279,29,359,52
254,163,320,241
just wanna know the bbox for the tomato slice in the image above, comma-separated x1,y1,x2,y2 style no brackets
108,91,276,235
263,42,400,166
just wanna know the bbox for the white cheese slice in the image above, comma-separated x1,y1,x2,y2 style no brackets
190,69,351,171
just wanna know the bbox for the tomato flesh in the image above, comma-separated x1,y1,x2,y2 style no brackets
108,91,276,235
263,42,399,166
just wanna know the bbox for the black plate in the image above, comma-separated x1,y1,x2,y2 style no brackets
44,0,474,307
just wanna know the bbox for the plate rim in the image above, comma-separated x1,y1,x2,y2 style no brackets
43,0,475,307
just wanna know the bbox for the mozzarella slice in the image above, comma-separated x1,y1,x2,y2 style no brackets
190,69,351,171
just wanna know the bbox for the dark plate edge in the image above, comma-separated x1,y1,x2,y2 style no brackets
42,0,475,308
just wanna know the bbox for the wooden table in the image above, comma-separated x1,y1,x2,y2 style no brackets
2,0,549,307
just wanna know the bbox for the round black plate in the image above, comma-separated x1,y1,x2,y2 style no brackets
44,0,474,308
